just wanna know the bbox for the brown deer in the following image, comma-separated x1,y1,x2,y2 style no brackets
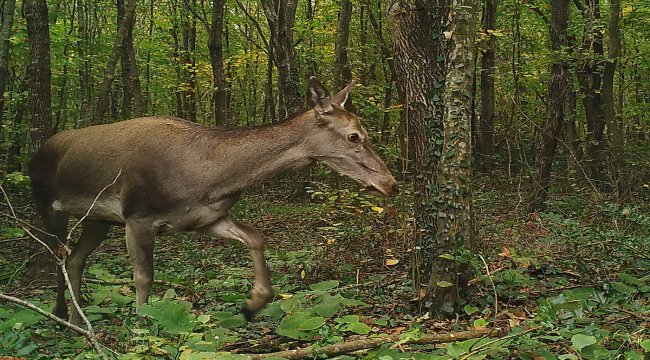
30,77,398,325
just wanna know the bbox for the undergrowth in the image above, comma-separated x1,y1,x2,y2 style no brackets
0,173,649,359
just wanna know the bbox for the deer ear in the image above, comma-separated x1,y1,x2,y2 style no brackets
332,80,355,107
307,76,333,114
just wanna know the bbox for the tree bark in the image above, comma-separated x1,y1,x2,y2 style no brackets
529,0,570,211
388,0,448,312
428,0,476,313
261,0,302,117
94,0,137,122
181,3,197,122
25,0,53,152
0,0,16,127
602,0,626,198
478,0,496,160
334,0,353,110
208,0,228,125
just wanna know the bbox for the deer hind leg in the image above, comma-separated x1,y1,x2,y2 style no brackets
125,220,156,306
67,220,111,325
200,216,274,320
42,211,70,320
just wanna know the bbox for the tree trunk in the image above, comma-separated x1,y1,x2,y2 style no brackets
334,0,353,110
388,0,448,312
181,2,197,122
478,0,496,160
77,0,91,125
427,0,476,314
95,0,137,122
25,0,53,152
528,0,569,211
0,0,16,149
261,0,302,117
602,0,626,198
575,0,605,184
208,0,228,125
118,0,133,119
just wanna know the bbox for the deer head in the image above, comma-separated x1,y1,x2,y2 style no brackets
303,77,398,196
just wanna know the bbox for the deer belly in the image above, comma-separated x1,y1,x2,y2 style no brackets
52,197,125,224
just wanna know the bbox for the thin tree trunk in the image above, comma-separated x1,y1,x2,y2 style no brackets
25,0,53,152
602,0,626,198
529,0,570,211
95,0,137,122
0,0,16,156
478,0,496,160
261,0,302,117
118,0,133,119
208,0,228,125
575,0,605,183
334,0,353,110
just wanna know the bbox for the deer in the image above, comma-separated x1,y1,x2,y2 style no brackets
29,77,398,325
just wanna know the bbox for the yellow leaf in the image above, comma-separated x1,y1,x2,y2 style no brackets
386,259,399,266
437,281,453,288
371,206,384,213
279,293,293,299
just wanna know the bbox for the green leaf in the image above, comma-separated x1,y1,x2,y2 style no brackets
347,321,371,335
280,296,301,314
336,315,360,324
298,316,326,331
570,334,597,351
139,299,196,334
309,280,340,291
463,304,479,315
314,298,341,318
0,309,43,331
640,339,650,352
277,312,311,340
436,281,454,288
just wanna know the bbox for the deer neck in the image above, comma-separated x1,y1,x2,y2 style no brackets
207,114,314,194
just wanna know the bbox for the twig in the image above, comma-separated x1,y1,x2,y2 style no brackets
246,329,498,359
67,169,122,238
478,254,498,329
0,293,110,360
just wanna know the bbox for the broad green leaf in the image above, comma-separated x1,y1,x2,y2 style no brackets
347,321,371,335
277,312,311,340
640,339,650,352
314,298,341,318
309,280,340,291
139,299,196,334
280,296,301,313
0,309,43,331
570,334,597,351
336,315,360,324
298,316,326,331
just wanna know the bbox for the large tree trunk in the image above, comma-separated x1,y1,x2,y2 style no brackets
575,0,605,184
388,0,448,313
478,0,496,160
95,0,137,122
602,0,626,198
529,0,569,211
208,0,228,125
261,0,302,117
25,0,53,152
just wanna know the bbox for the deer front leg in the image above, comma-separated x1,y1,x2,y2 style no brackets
200,216,274,320
125,219,156,306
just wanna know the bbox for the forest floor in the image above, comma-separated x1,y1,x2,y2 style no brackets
0,169,649,359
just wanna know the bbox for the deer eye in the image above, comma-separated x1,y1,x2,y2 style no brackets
347,133,361,143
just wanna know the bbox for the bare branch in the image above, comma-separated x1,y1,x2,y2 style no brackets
0,293,110,360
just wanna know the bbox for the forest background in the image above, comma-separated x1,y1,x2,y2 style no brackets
0,0,649,358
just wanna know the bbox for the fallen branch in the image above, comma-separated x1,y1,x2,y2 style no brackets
0,293,110,360
246,328,500,360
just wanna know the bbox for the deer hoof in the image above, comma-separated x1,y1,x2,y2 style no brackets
241,306,255,321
